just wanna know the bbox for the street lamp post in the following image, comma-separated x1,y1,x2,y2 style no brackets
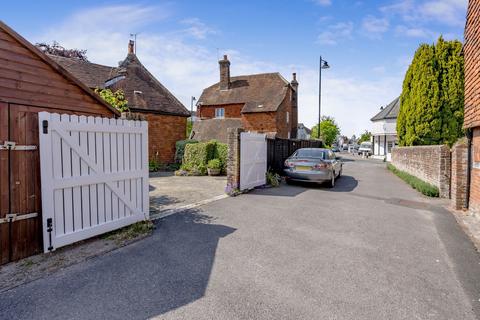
318,56,330,140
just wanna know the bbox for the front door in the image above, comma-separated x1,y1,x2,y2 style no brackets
0,103,42,264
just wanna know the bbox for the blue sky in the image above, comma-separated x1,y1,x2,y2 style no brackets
3,0,467,136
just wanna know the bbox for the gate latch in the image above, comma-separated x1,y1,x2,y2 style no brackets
0,141,37,151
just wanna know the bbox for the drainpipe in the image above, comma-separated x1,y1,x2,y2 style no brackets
466,129,473,209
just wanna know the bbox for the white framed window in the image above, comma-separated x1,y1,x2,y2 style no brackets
286,111,289,124
215,108,225,118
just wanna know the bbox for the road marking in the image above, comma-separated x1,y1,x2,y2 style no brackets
149,194,229,221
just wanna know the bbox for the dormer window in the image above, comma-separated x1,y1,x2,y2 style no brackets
215,108,225,118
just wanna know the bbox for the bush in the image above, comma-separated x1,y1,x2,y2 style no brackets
175,139,198,163
387,163,439,197
207,158,221,170
266,170,281,187
182,140,228,175
214,142,228,173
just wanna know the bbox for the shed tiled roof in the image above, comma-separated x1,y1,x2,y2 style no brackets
49,53,189,117
370,96,400,121
198,73,290,113
48,55,119,89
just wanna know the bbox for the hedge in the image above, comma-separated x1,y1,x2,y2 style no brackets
214,143,228,173
182,140,227,175
387,163,439,197
175,139,198,163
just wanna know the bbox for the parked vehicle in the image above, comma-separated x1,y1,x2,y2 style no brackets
284,148,342,187
358,141,372,156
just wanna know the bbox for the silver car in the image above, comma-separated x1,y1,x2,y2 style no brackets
284,148,342,187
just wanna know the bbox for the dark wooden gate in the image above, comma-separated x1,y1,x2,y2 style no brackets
267,138,324,174
0,103,42,264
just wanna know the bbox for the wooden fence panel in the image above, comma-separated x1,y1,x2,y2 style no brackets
39,112,149,252
267,138,323,174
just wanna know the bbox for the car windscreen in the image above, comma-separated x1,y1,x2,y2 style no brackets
294,149,327,159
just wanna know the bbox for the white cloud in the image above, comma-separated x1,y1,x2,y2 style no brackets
294,68,401,136
317,22,353,45
313,0,332,6
420,0,467,26
361,15,389,38
395,25,436,38
381,0,467,27
180,18,217,39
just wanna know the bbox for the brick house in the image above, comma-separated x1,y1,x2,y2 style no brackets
464,0,480,212
49,41,190,163
196,55,298,139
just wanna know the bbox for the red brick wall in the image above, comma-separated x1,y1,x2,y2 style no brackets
451,140,468,210
470,128,480,212
391,145,451,198
464,0,480,129
144,113,186,164
198,103,243,119
275,91,297,139
241,112,277,135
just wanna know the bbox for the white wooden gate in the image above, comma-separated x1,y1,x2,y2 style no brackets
240,132,267,190
38,112,149,252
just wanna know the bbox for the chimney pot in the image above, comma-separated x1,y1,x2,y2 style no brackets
292,72,297,81
223,54,228,60
128,40,135,54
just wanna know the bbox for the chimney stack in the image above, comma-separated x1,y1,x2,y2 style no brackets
128,40,135,54
219,55,231,90
291,72,298,91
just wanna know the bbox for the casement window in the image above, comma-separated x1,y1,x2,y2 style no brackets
215,108,225,118
286,111,289,124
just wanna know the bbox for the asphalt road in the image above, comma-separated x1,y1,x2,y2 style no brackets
1,156,480,320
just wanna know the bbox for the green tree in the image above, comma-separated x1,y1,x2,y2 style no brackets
311,116,340,147
358,130,372,143
95,88,129,112
397,37,464,146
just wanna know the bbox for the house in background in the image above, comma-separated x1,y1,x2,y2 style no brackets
370,96,400,161
297,123,311,140
50,41,190,163
195,55,298,139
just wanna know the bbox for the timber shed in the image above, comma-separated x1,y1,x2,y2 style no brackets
0,20,118,264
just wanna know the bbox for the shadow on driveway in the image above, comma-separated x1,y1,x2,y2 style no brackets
0,210,236,320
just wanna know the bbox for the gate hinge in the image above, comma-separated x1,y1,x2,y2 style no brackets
0,141,37,151
0,212,38,224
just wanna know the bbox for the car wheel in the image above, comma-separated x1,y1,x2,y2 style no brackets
329,171,335,188
285,177,293,185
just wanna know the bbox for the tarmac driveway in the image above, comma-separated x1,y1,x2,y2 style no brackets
2,156,480,319
149,172,227,215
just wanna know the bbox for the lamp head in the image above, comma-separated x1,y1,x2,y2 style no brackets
322,60,330,69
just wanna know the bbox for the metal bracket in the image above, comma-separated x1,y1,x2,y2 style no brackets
0,141,37,151
0,212,38,224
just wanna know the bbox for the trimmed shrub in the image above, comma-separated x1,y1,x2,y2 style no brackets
214,142,228,173
182,140,228,175
175,139,198,163
387,163,439,197
207,158,221,170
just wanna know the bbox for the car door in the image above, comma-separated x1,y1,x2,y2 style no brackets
328,151,339,175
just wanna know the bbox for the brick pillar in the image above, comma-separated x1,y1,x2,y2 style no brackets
451,139,468,210
226,127,244,192
439,145,452,199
